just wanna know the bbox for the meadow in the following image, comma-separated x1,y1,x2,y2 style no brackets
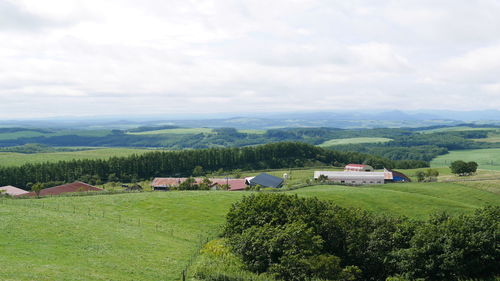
127,128,214,135
430,148,500,171
419,126,499,134
2,178,499,280
0,148,158,167
318,137,392,147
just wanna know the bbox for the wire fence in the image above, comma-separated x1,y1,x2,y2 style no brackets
0,197,221,281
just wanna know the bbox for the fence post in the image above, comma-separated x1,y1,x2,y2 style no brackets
182,270,186,281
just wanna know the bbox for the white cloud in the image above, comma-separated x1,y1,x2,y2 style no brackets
1,0,500,118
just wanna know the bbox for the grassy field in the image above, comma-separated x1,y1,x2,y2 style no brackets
0,129,111,140
128,128,214,135
0,148,158,167
431,148,500,171
290,183,500,220
419,126,498,134
1,179,499,280
318,137,392,147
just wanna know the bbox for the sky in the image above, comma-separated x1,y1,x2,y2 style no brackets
1,0,500,119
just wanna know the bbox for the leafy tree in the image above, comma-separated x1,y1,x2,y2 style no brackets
192,165,204,177
178,177,197,190
31,182,44,198
450,160,478,176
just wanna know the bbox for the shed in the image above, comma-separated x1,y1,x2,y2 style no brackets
248,173,284,188
0,185,29,196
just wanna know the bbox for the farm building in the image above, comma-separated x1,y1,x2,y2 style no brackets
246,173,284,188
151,177,247,191
19,181,102,197
344,164,374,172
0,185,29,196
388,170,412,182
314,171,389,185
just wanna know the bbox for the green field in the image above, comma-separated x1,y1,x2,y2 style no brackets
1,180,499,280
0,130,111,140
419,126,498,134
431,148,500,171
0,148,157,167
318,137,392,147
128,128,214,135
473,131,500,143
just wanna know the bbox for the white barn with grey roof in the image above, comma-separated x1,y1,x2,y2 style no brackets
314,171,387,185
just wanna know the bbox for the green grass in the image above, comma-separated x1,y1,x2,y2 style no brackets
419,126,498,134
0,191,246,281
290,183,500,220
0,148,158,167
431,148,500,171
237,129,266,134
1,178,499,280
0,130,111,140
318,137,392,147
127,128,214,135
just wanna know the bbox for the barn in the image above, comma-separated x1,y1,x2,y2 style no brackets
246,173,284,188
314,171,387,185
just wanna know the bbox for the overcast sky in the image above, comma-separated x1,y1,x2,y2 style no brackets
1,0,500,118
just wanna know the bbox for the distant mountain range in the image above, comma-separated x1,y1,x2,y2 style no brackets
1,110,499,129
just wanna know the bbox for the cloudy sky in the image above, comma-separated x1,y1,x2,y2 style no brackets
1,0,500,118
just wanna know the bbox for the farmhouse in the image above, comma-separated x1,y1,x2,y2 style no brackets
0,185,29,196
246,173,284,188
20,181,102,197
314,171,388,185
151,177,247,191
344,164,374,172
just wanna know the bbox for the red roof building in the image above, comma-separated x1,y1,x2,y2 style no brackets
344,164,374,172
20,181,102,197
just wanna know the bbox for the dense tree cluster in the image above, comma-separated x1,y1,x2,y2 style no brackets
0,142,428,189
224,194,500,281
450,160,478,176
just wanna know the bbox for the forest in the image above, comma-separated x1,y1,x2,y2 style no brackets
0,142,427,189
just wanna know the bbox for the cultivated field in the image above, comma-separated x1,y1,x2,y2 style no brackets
0,148,158,167
2,179,499,280
0,129,111,140
419,126,498,134
318,137,392,147
128,128,214,135
430,148,500,171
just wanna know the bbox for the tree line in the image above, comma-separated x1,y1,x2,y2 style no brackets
0,142,428,189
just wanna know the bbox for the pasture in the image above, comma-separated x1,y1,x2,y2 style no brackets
0,148,157,167
419,126,498,134
430,148,500,171
318,137,392,147
127,128,214,135
2,179,499,280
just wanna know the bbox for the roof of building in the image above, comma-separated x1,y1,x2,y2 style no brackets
0,185,29,196
20,181,102,197
314,171,386,180
345,164,370,168
151,177,186,187
151,177,247,190
249,173,284,188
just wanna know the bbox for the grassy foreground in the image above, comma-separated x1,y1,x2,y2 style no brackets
1,182,499,280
